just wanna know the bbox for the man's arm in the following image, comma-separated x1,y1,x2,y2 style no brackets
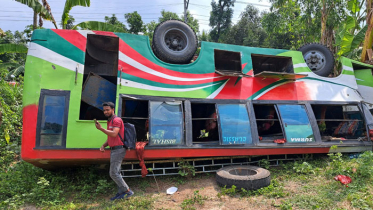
95,121,120,137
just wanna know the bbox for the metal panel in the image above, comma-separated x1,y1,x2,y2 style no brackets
81,72,116,110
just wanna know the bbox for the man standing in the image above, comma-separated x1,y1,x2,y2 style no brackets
95,102,134,200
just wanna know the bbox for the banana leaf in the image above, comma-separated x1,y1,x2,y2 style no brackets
15,0,52,20
72,21,126,32
0,44,28,54
5,66,25,80
62,0,90,29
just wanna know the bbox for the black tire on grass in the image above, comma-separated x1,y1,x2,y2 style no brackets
216,165,271,190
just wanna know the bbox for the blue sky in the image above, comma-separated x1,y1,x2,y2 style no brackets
1,0,271,34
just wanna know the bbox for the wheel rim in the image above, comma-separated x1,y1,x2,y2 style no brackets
228,168,258,176
303,50,326,72
162,28,189,53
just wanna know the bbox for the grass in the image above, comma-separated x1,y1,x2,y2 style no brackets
1,151,373,209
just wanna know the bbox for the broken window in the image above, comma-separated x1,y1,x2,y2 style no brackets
149,101,184,146
80,34,119,120
312,105,367,141
251,54,294,76
36,90,69,148
217,104,252,145
191,103,219,144
254,104,284,142
277,105,314,143
121,99,149,141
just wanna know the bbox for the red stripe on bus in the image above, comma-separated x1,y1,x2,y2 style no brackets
21,105,38,160
51,29,87,52
22,147,330,162
117,39,219,79
258,81,311,100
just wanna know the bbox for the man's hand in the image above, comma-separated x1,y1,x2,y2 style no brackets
100,145,105,152
95,121,102,130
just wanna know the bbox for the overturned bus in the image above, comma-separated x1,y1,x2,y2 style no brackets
21,20,373,176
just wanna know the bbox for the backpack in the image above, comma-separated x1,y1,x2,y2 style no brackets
112,117,137,149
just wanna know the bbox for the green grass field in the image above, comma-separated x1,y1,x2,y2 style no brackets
1,151,373,210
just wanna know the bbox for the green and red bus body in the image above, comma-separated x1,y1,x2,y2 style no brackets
22,29,373,168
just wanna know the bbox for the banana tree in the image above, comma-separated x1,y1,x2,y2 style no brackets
0,44,28,80
16,0,57,29
62,0,90,29
335,17,368,59
16,0,126,33
16,0,91,30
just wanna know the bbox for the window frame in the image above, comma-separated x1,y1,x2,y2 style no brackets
216,103,253,146
148,100,185,146
310,103,369,142
35,89,70,149
276,104,316,144
120,99,150,142
190,102,220,145
252,101,320,146
118,95,187,147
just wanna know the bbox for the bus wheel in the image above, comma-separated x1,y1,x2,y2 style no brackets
216,165,271,190
298,43,334,77
152,20,197,64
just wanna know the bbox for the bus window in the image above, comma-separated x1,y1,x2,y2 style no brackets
277,105,314,143
79,34,119,120
36,90,69,148
121,99,149,141
312,105,367,141
217,104,252,145
191,103,219,144
149,101,184,146
253,104,284,142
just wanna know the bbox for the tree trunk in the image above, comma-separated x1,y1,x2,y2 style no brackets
42,0,58,29
320,0,327,45
33,11,37,30
367,0,372,23
361,2,373,62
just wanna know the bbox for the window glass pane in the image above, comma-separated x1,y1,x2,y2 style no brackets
149,101,183,145
278,105,314,143
40,135,62,147
218,104,252,145
40,95,66,146
41,96,65,135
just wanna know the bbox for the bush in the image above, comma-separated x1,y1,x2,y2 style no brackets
0,67,23,170
356,151,373,178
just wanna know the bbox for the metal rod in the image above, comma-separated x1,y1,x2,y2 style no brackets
75,64,78,85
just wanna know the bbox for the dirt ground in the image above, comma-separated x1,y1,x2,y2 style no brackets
129,175,281,210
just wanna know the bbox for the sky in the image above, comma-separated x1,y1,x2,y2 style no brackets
1,0,271,34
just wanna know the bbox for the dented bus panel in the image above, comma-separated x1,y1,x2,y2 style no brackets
21,29,373,169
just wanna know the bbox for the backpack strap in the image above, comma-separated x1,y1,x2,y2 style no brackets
111,116,127,149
